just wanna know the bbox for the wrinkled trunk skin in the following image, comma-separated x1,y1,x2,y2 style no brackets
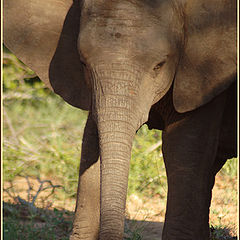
98,117,135,239
91,64,144,240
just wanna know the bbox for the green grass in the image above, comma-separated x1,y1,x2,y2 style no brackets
3,49,237,239
3,202,73,240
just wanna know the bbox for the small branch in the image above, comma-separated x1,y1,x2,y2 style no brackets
19,136,39,155
25,176,33,202
32,178,63,205
17,196,38,214
144,140,162,154
3,182,17,201
4,176,64,209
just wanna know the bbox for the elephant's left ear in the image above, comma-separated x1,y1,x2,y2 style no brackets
4,0,91,110
173,0,236,113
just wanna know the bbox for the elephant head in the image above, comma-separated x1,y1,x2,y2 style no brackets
4,0,236,239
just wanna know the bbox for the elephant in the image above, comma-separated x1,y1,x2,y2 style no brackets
4,0,237,239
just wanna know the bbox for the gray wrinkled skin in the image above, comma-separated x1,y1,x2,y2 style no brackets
4,0,236,239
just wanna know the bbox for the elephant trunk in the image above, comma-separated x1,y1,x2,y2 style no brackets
98,116,135,239
91,64,143,239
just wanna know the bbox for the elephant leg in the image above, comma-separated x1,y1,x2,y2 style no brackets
70,112,100,240
205,155,228,218
161,92,227,240
204,81,237,229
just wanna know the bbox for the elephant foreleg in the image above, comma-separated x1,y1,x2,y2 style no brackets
162,91,227,240
70,112,100,240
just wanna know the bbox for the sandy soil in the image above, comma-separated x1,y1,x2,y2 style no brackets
3,173,237,239
125,174,237,239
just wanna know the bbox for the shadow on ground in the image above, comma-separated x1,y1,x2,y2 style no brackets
3,202,236,240
125,219,163,240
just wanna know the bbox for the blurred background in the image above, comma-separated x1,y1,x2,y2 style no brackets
2,45,238,240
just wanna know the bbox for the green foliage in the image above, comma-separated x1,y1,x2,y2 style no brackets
3,96,87,198
210,226,237,240
129,126,167,198
3,45,52,99
221,158,238,178
124,229,143,240
3,202,72,240
124,220,144,240
3,46,88,200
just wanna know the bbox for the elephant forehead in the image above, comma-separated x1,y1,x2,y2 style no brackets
81,1,158,29
79,2,175,56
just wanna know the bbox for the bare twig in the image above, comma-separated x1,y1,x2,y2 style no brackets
3,182,17,200
19,136,39,155
26,176,33,202
4,176,64,210
144,140,162,154
32,177,63,205
17,196,38,213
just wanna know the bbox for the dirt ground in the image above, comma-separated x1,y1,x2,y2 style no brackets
3,173,237,239
126,174,237,239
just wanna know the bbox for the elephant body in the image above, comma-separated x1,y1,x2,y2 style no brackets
4,0,237,239
148,81,236,239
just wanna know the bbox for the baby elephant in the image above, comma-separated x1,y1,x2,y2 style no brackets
4,0,236,239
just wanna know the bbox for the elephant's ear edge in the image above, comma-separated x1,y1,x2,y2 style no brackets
3,0,91,110
173,0,236,113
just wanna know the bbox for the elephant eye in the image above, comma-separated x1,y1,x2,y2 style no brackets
153,61,166,71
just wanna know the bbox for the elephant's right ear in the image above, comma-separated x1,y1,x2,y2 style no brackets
4,0,91,110
173,0,236,113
